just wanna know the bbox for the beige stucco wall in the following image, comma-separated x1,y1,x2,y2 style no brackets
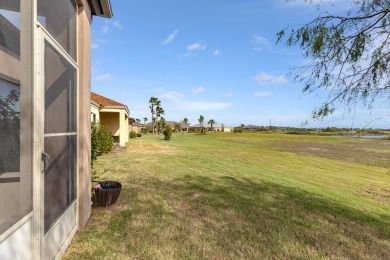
100,111,119,135
100,108,129,147
91,103,100,122
129,124,142,134
77,0,92,229
0,49,20,81
119,110,129,146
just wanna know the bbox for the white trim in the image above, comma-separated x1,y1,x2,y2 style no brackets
39,11,79,258
43,202,77,260
44,132,77,137
35,23,78,69
0,212,32,244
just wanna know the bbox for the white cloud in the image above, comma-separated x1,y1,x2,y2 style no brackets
102,25,110,34
251,36,271,52
254,91,273,97
192,87,206,94
179,101,231,111
159,91,184,100
226,92,233,97
101,20,123,34
162,29,179,45
111,20,124,29
187,42,207,51
94,74,113,81
213,49,222,56
91,43,100,49
253,72,288,85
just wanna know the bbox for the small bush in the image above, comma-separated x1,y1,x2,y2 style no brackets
137,133,142,137
129,131,137,138
141,128,148,134
163,125,173,140
98,125,114,153
91,123,114,164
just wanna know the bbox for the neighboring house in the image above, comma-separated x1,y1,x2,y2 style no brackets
144,121,188,132
190,123,233,132
0,1,112,259
91,92,130,147
165,121,188,131
129,118,144,134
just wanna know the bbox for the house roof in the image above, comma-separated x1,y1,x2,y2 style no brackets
91,92,130,114
89,0,113,18
190,123,232,128
91,92,126,107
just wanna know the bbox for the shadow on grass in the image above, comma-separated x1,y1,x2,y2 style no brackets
66,175,390,259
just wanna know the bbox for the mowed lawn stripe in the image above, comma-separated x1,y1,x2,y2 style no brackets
64,133,390,259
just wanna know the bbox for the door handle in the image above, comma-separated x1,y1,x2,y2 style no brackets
41,151,50,173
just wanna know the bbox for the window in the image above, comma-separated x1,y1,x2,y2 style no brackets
0,0,32,235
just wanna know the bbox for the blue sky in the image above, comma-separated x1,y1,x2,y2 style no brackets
91,0,389,128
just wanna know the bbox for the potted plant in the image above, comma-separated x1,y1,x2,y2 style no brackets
94,181,122,207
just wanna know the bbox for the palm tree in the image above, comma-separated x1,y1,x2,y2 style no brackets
156,105,165,134
208,119,216,132
183,118,189,132
136,118,141,123
149,97,158,135
198,115,204,134
143,117,148,124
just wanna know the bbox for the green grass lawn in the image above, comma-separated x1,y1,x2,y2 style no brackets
64,133,390,259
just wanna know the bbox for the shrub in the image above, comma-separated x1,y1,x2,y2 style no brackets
99,125,114,153
137,133,142,137
163,125,173,140
91,122,101,161
129,131,137,138
141,128,148,134
91,123,114,164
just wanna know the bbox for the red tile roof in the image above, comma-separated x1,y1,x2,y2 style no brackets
91,92,126,107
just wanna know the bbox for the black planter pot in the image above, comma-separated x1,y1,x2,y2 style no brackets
94,181,122,207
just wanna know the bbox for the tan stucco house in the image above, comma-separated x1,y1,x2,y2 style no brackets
190,123,233,132
129,119,144,134
91,92,130,147
0,0,112,259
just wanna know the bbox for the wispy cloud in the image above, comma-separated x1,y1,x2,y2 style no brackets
94,74,113,81
178,101,231,111
187,42,207,51
102,25,110,34
159,91,184,100
253,72,288,85
111,20,124,29
254,91,273,97
91,43,100,49
162,29,179,45
212,49,222,56
226,92,233,97
101,20,123,34
250,36,271,52
192,87,206,94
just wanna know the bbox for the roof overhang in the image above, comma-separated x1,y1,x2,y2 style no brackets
88,0,113,18
100,105,130,115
